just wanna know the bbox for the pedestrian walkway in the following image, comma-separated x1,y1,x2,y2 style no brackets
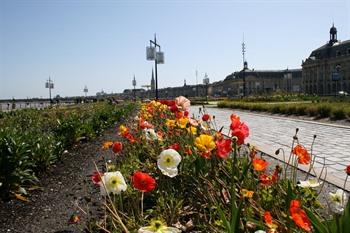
191,106,350,190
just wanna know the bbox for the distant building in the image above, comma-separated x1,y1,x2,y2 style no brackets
214,62,302,97
302,24,350,95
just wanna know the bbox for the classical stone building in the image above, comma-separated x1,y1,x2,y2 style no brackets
302,25,350,95
212,62,302,97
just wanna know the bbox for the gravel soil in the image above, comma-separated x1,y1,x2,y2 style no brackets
0,125,122,233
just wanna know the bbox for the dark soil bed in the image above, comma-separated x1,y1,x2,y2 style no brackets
0,125,122,233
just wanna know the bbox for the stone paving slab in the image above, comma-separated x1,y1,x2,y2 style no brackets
191,106,350,191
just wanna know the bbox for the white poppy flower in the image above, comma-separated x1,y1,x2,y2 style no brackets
138,226,180,233
158,149,182,178
100,171,127,196
144,128,158,141
297,179,322,188
138,220,181,233
329,189,348,213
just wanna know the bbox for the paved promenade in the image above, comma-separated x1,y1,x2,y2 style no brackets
191,106,350,190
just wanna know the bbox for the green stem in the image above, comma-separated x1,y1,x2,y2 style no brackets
141,191,144,218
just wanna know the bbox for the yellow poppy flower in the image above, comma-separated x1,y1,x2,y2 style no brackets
194,134,216,153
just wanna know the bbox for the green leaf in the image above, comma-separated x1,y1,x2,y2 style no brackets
217,204,231,232
304,208,329,233
340,196,350,233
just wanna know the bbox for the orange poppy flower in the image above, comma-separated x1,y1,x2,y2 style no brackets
293,145,311,165
264,211,273,225
102,141,113,150
252,158,268,172
289,200,312,232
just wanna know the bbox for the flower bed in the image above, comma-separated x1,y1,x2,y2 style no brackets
91,97,350,233
0,102,134,200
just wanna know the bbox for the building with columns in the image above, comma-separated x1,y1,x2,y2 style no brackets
302,24,350,95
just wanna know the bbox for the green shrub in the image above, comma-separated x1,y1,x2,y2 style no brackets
295,105,307,115
317,105,331,118
271,105,281,114
0,129,37,200
306,106,318,117
331,108,346,120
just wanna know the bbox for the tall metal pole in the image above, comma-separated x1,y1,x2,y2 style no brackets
196,69,198,97
154,34,159,100
49,76,52,101
242,39,246,97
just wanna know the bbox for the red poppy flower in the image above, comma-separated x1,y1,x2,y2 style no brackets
91,171,103,186
293,145,311,165
264,211,273,225
202,114,210,122
175,111,184,119
124,133,136,143
259,167,279,186
168,143,181,151
216,138,232,159
185,146,193,155
271,167,280,183
232,129,246,145
252,158,268,172
230,114,241,129
289,199,312,232
170,104,178,113
200,151,211,159
132,171,156,192
160,100,175,106
112,141,123,153
260,173,272,186
345,165,350,175
231,122,249,145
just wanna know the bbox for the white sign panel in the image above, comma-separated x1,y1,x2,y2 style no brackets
146,47,156,60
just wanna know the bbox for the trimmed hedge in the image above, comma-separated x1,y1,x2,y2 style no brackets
218,101,350,120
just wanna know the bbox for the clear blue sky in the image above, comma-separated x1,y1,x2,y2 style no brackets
0,0,349,99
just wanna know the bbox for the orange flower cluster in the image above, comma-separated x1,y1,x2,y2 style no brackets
289,200,312,231
293,144,311,165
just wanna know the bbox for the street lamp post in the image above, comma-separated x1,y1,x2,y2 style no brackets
45,77,54,104
203,73,210,103
146,34,164,100
242,40,246,97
